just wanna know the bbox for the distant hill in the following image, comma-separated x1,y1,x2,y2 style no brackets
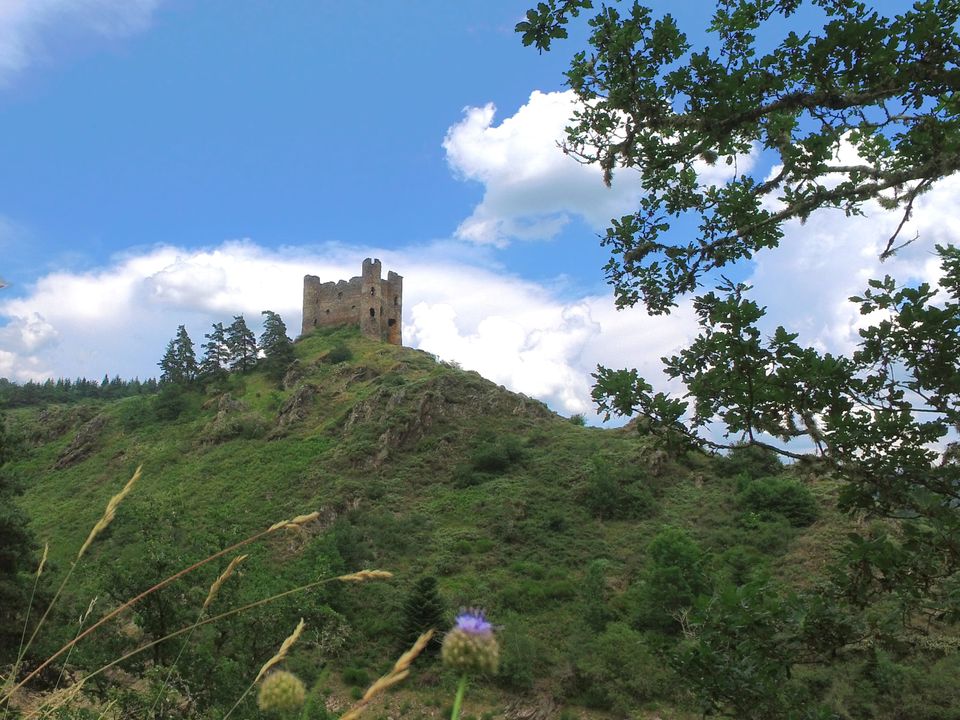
2,326,955,719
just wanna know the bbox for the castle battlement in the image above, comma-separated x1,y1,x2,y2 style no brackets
301,258,403,345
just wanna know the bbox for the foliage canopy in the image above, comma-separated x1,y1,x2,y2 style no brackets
520,0,960,713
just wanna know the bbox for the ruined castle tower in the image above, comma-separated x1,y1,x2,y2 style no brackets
301,259,403,345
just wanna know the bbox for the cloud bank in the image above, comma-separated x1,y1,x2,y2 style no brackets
0,0,161,85
0,241,698,422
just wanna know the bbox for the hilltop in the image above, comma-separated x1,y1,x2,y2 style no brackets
2,328,955,719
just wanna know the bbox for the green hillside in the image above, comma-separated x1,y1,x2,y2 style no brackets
1,328,957,719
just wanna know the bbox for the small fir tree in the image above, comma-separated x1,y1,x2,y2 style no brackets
400,576,446,655
259,310,295,380
226,315,258,373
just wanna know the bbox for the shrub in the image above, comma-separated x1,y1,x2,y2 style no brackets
496,621,538,690
153,385,188,420
326,343,353,364
342,666,370,687
568,413,587,426
635,527,709,632
717,443,783,479
116,397,151,431
572,623,674,712
470,436,523,473
737,476,818,527
583,457,655,520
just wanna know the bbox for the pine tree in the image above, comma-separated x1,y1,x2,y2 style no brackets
400,576,445,655
158,339,178,384
226,315,258,373
259,311,295,381
200,322,230,380
158,325,198,385
173,325,198,382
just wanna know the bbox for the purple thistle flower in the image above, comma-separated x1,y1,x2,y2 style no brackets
453,609,492,635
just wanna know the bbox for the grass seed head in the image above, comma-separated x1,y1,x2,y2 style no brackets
77,466,141,559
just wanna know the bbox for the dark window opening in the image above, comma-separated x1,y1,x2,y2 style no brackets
387,319,396,327
394,295,398,307
370,287,375,296
369,308,375,317
337,291,343,300
325,309,330,315
313,319,317,327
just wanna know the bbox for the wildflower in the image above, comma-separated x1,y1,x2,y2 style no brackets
257,670,306,715
441,609,499,675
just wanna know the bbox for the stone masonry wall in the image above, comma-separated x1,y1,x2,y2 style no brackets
302,258,403,345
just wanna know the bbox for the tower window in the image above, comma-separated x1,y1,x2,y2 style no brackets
369,308,375,317
388,319,396,327
394,295,398,307
370,287,375,296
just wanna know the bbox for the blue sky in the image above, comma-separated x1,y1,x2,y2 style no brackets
0,0,954,424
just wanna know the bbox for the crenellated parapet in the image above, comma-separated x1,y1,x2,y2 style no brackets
302,259,402,345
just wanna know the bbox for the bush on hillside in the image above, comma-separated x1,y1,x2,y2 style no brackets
717,443,783,479
738,476,818,527
153,384,189,420
582,457,655,520
325,343,353,364
470,436,523,473
634,527,710,633
572,623,675,713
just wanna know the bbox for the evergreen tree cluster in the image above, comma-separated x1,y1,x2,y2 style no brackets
0,376,159,409
159,312,294,386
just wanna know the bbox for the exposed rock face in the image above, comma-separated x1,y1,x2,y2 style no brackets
273,384,318,434
343,373,551,467
31,405,97,444
201,394,265,443
55,414,107,468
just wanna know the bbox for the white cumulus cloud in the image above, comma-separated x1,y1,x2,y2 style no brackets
0,0,161,86
444,90,757,247
444,90,646,246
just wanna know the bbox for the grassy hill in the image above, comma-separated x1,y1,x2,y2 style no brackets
2,327,956,719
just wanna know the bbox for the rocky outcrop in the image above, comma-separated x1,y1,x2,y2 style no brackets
343,373,552,467
55,414,107,468
272,384,318,435
200,394,265,443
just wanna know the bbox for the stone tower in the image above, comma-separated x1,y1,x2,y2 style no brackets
301,258,403,345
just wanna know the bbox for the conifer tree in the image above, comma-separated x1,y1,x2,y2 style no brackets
200,322,230,380
400,576,445,655
158,325,198,385
226,315,258,373
259,310,295,380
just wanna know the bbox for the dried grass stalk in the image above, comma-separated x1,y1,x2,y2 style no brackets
253,618,305,683
339,630,434,720
267,511,320,533
36,543,48,578
203,554,247,610
337,570,393,583
77,466,141,559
